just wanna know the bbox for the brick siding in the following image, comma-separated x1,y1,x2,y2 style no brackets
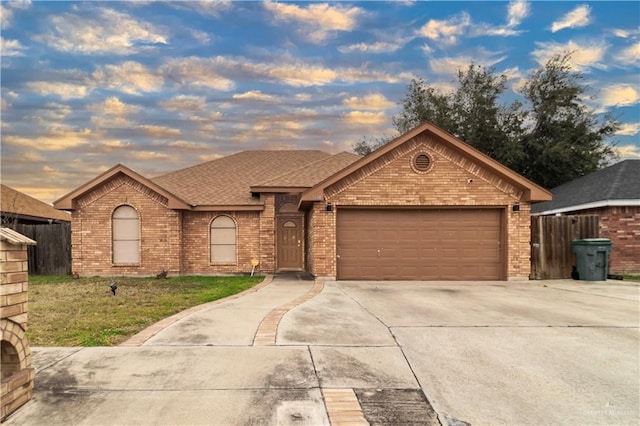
72,176,273,276
1,240,35,421
72,176,181,276
182,211,261,275
307,136,531,280
71,135,535,279
573,206,640,274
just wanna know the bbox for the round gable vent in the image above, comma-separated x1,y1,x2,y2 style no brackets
412,152,433,173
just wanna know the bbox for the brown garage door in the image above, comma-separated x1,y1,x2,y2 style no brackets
337,208,503,280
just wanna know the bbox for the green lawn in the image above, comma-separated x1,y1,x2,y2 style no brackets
623,274,640,283
26,275,264,347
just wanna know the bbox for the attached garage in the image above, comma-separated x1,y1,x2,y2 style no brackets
337,208,504,280
301,122,552,281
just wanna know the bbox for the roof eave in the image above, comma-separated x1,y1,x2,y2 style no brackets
424,124,552,202
0,212,70,223
533,199,640,215
523,188,553,202
249,186,310,193
191,204,265,211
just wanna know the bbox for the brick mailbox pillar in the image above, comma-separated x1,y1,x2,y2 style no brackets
1,228,36,421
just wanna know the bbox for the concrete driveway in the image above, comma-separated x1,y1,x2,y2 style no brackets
6,276,639,425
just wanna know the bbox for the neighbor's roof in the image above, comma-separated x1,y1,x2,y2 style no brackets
532,159,640,215
1,184,71,222
151,150,333,207
0,227,36,245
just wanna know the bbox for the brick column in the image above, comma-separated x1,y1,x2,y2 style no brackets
1,231,35,421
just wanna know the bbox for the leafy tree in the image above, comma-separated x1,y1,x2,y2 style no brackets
393,64,525,170
355,54,618,188
518,53,618,188
352,136,392,156
393,79,454,134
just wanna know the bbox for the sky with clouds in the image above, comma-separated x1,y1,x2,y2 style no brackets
1,1,639,203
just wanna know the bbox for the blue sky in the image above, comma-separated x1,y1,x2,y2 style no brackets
1,1,639,203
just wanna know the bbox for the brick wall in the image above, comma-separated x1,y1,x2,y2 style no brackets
71,174,279,276
574,206,640,274
73,176,181,276
307,203,334,277
1,240,35,421
259,194,276,273
0,242,29,328
308,136,531,280
182,211,261,274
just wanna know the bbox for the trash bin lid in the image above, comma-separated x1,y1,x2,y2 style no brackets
571,238,612,245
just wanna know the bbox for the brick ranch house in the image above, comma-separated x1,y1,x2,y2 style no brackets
54,122,551,281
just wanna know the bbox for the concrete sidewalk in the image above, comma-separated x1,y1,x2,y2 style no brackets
5,276,639,425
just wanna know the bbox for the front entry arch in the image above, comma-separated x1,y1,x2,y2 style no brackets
276,216,303,270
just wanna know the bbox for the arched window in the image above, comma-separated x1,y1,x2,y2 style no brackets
211,216,236,264
112,205,140,264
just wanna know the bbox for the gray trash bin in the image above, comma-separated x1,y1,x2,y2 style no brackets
571,238,612,281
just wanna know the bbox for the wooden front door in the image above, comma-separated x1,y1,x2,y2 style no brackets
277,216,303,270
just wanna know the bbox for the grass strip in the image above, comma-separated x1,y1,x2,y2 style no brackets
26,275,264,346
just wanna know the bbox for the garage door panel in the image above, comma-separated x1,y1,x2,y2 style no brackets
337,208,503,280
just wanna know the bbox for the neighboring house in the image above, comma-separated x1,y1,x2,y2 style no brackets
1,185,72,275
532,159,640,275
54,122,550,280
1,184,71,226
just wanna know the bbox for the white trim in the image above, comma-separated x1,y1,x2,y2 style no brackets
533,199,640,215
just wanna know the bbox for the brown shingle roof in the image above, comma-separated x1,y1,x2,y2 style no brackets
1,185,71,222
152,150,331,206
253,152,361,189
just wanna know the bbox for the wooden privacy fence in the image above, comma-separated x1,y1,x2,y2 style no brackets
530,215,599,279
15,222,71,275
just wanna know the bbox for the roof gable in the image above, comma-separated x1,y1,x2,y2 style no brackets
54,164,190,210
152,150,331,206
301,122,551,205
1,184,71,222
532,159,640,214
